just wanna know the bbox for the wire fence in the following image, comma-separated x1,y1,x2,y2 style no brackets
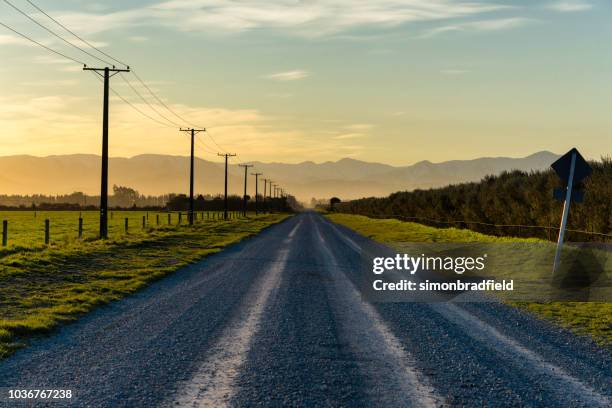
0,210,257,250
347,212,612,242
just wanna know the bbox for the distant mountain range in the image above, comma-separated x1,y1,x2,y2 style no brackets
0,151,560,202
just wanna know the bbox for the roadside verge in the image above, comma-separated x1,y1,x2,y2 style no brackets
325,213,611,347
0,214,290,358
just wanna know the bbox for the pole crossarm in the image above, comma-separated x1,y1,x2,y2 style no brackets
180,128,206,133
83,66,130,76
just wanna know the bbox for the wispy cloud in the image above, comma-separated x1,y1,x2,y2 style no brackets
47,1,510,37
265,70,310,82
440,69,469,75
128,36,149,42
422,17,533,38
545,1,592,12
0,34,29,46
333,133,366,140
344,123,374,131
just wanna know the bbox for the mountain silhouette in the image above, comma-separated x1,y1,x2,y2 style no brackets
0,151,560,201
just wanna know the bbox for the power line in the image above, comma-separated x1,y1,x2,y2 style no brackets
204,129,229,154
131,70,196,126
195,134,217,154
89,71,175,128
0,19,86,65
24,0,128,68
131,70,233,154
3,0,114,66
119,73,182,127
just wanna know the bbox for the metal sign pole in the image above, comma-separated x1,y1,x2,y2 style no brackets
552,150,576,275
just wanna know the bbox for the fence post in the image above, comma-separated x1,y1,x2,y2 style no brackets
45,219,50,245
156,214,160,226
125,217,129,233
2,220,7,247
142,216,146,229
78,217,83,239
178,213,182,224
168,213,171,225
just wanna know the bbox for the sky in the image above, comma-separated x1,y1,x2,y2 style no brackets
0,0,611,166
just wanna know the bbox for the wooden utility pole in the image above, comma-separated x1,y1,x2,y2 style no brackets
180,128,205,225
239,164,254,217
84,65,130,239
251,172,263,215
218,153,236,220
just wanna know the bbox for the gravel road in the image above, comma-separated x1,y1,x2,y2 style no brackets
0,212,609,407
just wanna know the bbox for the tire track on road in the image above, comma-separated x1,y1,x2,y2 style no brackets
319,213,611,406
172,220,302,407
431,302,610,407
313,218,444,407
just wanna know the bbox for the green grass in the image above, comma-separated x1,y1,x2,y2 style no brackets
0,210,236,249
0,212,289,358
326,213,611,347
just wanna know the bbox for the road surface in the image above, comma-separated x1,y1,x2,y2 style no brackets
0,212,609,407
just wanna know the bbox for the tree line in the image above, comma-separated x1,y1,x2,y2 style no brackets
166,194,301,212
335,157,612,242
0,185,302,212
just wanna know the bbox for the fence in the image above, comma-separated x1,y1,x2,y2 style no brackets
344,212,612,243
0,210,253,248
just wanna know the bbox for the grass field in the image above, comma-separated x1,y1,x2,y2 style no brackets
326,213,611,346
0,212,289,358
0,210,241,249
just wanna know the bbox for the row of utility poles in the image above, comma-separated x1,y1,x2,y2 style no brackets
87,65,289,239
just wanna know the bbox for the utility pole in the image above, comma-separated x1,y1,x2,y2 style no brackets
218,153,236,220
251,172,262,215
239,164,253,217
180,128,205,225
84,65,130,239
265,179,272,213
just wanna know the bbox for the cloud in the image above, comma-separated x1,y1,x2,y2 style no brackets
422,17,533,38
344,123,374,131
128,36,149,42
0,34,29,46
20,79,79,87
265,70,310,81
45,1,510,37
440,69,469,75
333,133,366,140
31,55,74,65
545,1,592,12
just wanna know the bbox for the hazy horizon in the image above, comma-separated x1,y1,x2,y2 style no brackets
0,149,567,167
0,150,562,201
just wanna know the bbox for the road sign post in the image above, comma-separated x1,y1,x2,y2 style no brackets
551,148,592,275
